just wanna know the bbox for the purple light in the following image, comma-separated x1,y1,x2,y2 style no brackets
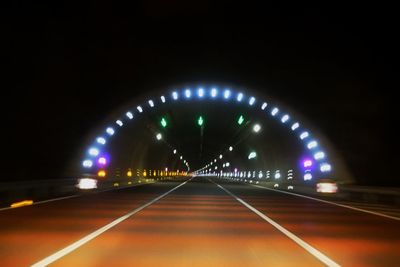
303,159,313,168
98,157,107,165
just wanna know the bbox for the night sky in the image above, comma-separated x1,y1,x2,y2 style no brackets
4,2,397,186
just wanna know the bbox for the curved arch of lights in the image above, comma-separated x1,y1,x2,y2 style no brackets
81,85,334,181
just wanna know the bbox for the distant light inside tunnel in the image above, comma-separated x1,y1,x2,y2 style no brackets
88,148,99,156
211,88,217,98
275,172,281,179
307,140,318,149
97,170,106,177
261,102,267,110
148,100,154,107
173,149,177,154
314,151,325,160
271,107,279,116
303,159,313,168
98,157,107,165
172,91,178,100
77,178,97,190
137,106,143,113
224,89,231,99
300,131,309,140
248,151,257,159
252,124,261,133
126,112,133,119
82,159,93,168
185,89,191,98
197,88,204,97
106,127,115,136
160,117,167,128
160,95,166,103
229,146,233,151
180,156,183,160
237,92,244,102
156,133,162,140
291,122,300,130
96,137,106,145
237,115,245,125
116,120,123,127
304,173,312,181
320,163,332,172
197,116,204,126
219,154,223,159
249,97,256,105
127,170,132,177
281,114,289,123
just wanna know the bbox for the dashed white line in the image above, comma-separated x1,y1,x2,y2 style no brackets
212,180,341,267
251,184,400,221
31,179,191,267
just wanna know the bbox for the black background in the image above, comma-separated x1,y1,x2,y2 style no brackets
3,2,397,185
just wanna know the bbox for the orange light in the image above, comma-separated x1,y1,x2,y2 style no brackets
143,171,147,177
98,170,106,177
10,200,33,208
113,182,119,187
127,170,132,177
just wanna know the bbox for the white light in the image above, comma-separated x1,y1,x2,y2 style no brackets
211,88,217,98
172,91,178,100
258,172,263,178
291,122,299,130
249,97,256,105
156,133,162,140
237,92,243,102
281,114,289,123
77,178,97,190
106,127,115,136
223,163,226,167
304,173,312,180
82,159,93,168
229,146,233,151
219,154,223,159
88,147,99,156
317,182,338,193
185,89,191,98
271,107,279,116
198,88,204,97
116,120,123,127
148,100,154,107
300,131,309,140
320,163,332,172
275,172,281,179
126,112,133,119
160,96,166,103
248,151,257,159
173,149,177,154
287,185,294,190
274,183,279,188
215,166,218,170
180,156,183,160
96,137,106,145
223,89,231,99
137,106,143,113
314,151,325,160
226,162,230,167
253,124,261,133
261,102,267,110
307,140,318,149
214,159,217,162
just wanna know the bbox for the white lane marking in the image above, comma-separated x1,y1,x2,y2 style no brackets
212,180,340,267
251,184,400,221
0,182,153,212
31,179,191,267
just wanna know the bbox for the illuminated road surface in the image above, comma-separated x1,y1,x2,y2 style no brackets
1,178,399,266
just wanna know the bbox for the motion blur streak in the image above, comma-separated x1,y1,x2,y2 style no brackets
10,200,33,208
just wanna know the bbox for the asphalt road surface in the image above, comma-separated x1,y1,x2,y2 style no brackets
1,177,399,266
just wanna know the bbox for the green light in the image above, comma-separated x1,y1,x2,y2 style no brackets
198,116,204,126
238,115,244,125
160,117,167,128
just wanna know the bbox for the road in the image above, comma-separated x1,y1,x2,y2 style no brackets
1,177,399,266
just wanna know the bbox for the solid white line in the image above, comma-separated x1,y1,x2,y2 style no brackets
251,184,400,221
212,181,340,267
0,182,153,212
31,179,191,267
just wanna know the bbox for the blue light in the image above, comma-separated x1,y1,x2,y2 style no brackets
82,159,93,168
249,97,256,105
197,88,204,97
307,140,318,149
320,163,332,172
172,91,178,100
237,93,244,102
211,88,217,98
185,89,191,98
304,173,312,180
271,107,279,116
314,151,325,160
291,122,299,130
96,137,106,145
106,127,115,136
281,114,289,123
300,131,309,140
223,89,231,99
